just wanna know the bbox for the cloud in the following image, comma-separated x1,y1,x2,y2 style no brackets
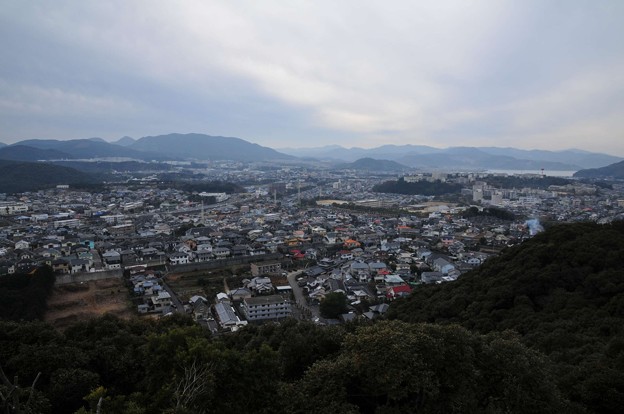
0,1,623,155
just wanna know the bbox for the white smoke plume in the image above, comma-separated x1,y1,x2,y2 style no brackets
525,218,544,236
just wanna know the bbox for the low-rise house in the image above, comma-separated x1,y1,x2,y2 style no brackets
189,296,211,320
325,278,346,294
17,258,38,273
246,276,274,295
230,287,252,301
102,250,121,269
421,271,444,284
369,261,387,274
432,257,456,275
340,312,357,323
14,240,30,250
387,284,412,300
384,274,406,286
369,303,390,315
194,249,212,262
151,291,172,312
52,258,70,274
212,247,231,259
169,252,190,265
70,258,92,273
350,261,369,277
231,245,250,257
214,302,243,328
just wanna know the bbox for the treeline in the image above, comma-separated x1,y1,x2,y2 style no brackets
52,161,174,174
388,221,624,413
486,175,570,189
373,177,462,196
0,266,55,320
0,316,571,414
462,206,516,220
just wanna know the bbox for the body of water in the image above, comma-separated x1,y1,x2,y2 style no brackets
485,169,576,177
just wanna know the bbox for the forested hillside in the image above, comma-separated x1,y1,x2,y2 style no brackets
388,221,624,413
0,317,571,414
0,160,97,193
373,177,462,196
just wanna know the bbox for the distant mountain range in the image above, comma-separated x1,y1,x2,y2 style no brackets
279,145,623,170
0,134,621,171
574,160,624,179
0,134,292,163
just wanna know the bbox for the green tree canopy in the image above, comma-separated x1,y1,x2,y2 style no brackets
320,292,348,319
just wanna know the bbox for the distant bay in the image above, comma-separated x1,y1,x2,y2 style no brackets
485,169,576,177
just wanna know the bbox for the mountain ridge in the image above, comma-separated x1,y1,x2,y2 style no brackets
11,139,168,161
5,135,622,168
573,159,624,178
129,133,293,162
280,144,622,169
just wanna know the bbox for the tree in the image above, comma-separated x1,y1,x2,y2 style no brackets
320,292,348,319
287,321,571,414
171,359,214,414
0,363,49,414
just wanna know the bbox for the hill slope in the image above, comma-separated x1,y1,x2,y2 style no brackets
335,157,409,172
0,160,97,193
12,139,168,161
574,160,624,178
130,133,293,162
388,221,624,413
0,145,74,161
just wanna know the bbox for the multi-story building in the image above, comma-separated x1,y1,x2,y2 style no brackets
0,202,28,215
241,295,292,321
53,218,81,228
250,261,281,276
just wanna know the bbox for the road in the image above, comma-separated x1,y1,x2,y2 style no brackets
161,279,186,314
287,270,320,319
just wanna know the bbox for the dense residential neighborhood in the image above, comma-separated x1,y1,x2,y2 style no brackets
1,165,624,332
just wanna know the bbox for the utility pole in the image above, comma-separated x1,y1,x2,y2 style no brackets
200,200,204,225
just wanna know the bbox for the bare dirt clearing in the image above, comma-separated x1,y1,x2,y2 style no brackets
45,277,133,329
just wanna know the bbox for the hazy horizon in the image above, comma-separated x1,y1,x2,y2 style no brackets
2,1,623,156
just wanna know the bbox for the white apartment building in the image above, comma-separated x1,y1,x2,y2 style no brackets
241,295,292,321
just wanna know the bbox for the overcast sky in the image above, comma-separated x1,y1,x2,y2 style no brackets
1,1,623,155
